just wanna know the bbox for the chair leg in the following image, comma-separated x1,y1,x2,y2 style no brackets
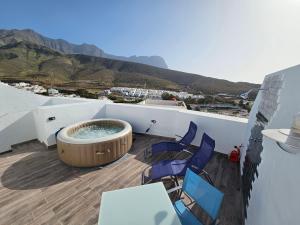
141,166,152,185
174,176,179,186
144,147,153,160
143,148,148,159
172,176,183,199
142,175,153,185
200,170,214,186
141,170,145,184
212,218,220,225
178,190,183,199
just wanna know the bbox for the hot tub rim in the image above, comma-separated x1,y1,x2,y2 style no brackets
57,118,132,145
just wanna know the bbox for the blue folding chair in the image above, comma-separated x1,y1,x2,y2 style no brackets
144,121,197,158
142,133,215,185
168,169,224,225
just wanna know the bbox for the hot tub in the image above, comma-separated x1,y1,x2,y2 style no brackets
57,119,132,167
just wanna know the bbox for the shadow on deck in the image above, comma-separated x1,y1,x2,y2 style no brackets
0,134,243,225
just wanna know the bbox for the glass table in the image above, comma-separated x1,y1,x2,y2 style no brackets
98,182,182,225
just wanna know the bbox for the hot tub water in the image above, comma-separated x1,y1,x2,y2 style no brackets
70,125,123,139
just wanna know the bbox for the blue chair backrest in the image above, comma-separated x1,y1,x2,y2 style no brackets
188,133,215,172
179,121,197,146
182,168,224,220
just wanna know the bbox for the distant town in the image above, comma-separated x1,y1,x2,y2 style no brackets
3,81,253,118
105,87,205,100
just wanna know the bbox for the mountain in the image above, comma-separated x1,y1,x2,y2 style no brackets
104,54,168,69
0,29,168,69
0,41,260,95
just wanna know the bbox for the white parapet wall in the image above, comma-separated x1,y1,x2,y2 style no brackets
0,83,49,152
33,101,107,146
0,82,107,152
244,65,300,225
0,82,248,155
105,103,248,154
175,110,247,154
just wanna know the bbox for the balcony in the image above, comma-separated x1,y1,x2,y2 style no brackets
1,65,300,225
0,134,243,225
0,82,250,225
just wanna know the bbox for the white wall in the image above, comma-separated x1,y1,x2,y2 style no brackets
0,83,105,152
1,82,248,155
0,83,49,152
175,110,247,154
43,96,99,106
240,88,262,170
0,83,50,115
105,103,178,137
33,101,107,146
246,65,300,225
0,111,38,152
105,103,248,154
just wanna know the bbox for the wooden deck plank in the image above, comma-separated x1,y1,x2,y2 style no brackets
0,134,243,225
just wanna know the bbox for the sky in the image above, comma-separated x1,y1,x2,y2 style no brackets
1,0,300,83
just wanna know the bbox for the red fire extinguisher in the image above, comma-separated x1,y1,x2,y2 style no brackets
229,145,242,162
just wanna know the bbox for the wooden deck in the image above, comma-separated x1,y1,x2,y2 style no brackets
0,134,243,225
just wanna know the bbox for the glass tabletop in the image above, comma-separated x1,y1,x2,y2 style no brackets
98,182,182,225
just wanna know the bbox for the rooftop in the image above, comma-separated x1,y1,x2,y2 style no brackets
1,66,300,225
138,99,187,109
0,134,243,225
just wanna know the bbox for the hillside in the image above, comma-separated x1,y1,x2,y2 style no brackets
0,29,168,69
0,41,260,95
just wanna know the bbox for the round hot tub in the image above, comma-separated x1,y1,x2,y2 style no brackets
57,119,132,167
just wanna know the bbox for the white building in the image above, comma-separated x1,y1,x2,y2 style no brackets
110,87,201,99
14,82,30,88
48,88,59,96
32,85,47,94
241,65,300,225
